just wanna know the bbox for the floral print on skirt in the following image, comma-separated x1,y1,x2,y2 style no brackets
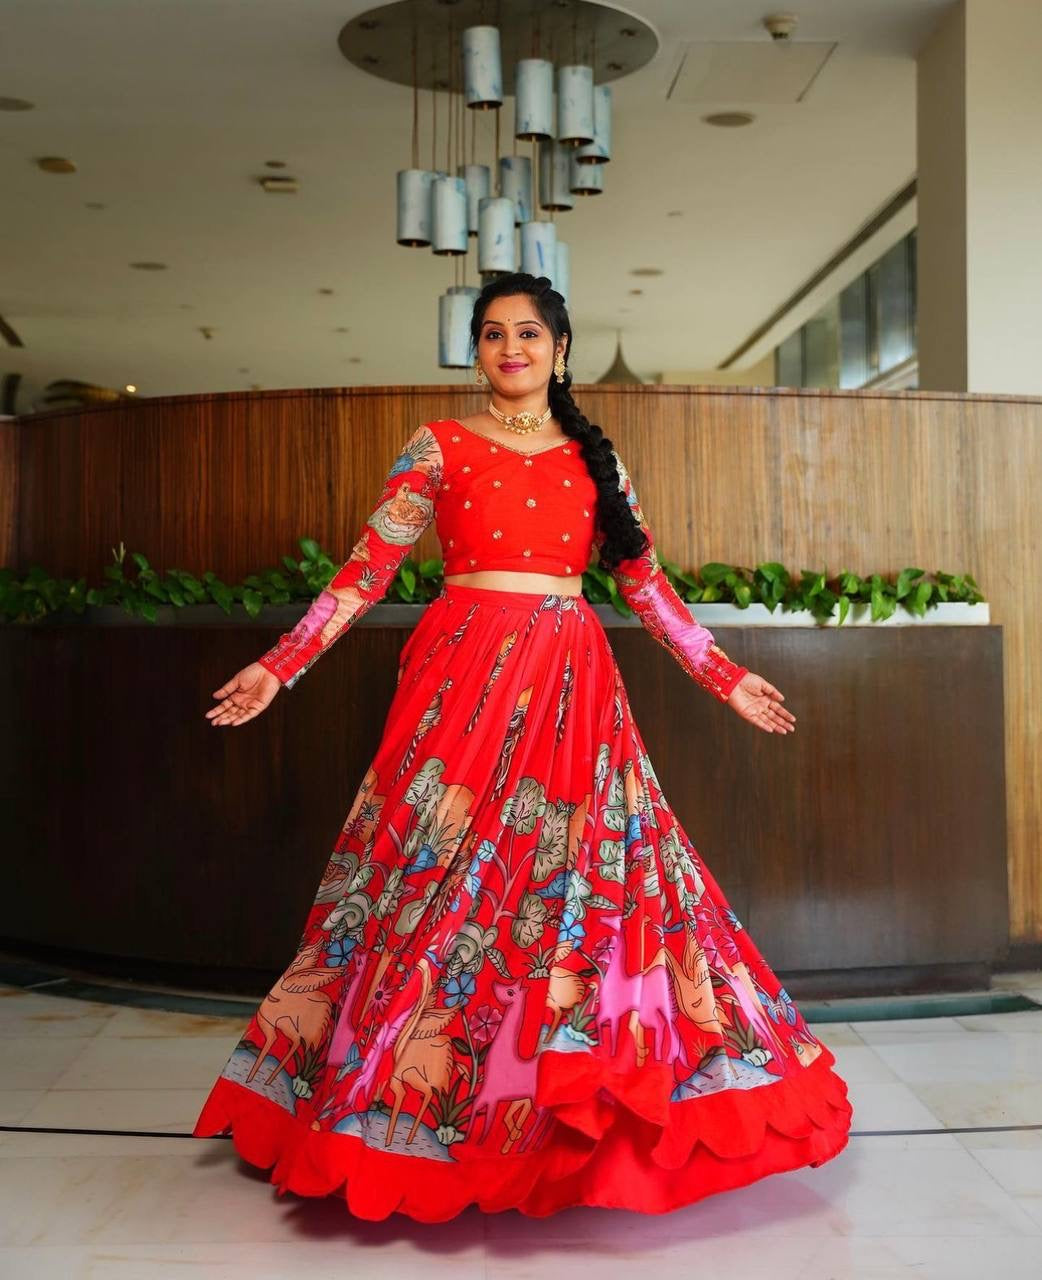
193,582,853,1220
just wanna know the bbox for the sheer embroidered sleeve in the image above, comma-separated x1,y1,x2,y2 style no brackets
257,423,443,689
595,448,749,703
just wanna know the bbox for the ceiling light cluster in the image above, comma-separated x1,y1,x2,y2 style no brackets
340,1,657,370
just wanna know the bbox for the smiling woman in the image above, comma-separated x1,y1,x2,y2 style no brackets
193,272,850,1223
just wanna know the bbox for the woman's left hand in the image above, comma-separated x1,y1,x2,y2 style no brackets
726,671,796,734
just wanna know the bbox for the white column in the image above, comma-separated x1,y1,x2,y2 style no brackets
917,0,1042,393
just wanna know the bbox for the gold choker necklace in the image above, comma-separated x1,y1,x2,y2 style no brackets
487,401,553,435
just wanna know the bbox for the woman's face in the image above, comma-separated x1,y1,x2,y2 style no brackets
476,294,567,400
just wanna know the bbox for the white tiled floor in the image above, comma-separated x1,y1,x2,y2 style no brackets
1,974,1042,1278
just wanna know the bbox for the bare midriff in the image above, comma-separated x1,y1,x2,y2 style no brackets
443,570,583,597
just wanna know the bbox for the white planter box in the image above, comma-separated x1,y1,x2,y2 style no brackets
687,601,990,627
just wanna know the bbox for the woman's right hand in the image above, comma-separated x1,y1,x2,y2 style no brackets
205,662,284,727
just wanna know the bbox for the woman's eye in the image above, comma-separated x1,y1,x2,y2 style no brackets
486,330,538,339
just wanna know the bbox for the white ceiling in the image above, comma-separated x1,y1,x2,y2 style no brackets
0,0,952,409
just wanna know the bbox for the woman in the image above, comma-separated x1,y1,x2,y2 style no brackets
193,272,853,1220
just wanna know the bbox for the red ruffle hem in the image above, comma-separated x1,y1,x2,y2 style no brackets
193,583,854,1221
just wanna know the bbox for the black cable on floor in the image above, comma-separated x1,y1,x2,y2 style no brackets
2,1121,1041,1139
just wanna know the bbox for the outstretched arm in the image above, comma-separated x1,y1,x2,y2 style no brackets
595,448,795,733
257,422,443,689
594,448,748,703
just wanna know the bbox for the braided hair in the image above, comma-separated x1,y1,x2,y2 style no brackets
469,271,648,572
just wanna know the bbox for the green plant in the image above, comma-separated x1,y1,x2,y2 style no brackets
0,539,984,626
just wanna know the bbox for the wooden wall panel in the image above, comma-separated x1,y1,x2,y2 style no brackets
12,383,1042,943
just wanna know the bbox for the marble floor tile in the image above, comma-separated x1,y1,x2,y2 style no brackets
0,1091,46,1125
804,1021,867,1046
0,990,117,1039
910,1081,1042,1128
0,1128,211,1158
0,1241,488,1280
0,1035,98,1091
0,1146,491,1248
868,1028,1042,1085
18,1088,209,1133
955,1008,1042,1032
848,1015,970,1041
826,1043,900,1084
484,1234,1042,1280
842,1079,948,1131
98,1007,247,1039
48,1033,234,1093
957,1127,1042,1150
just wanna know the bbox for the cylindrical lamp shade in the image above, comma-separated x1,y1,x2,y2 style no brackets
515,58,553,140
431,175,468,254
458,163,491,235
499,154,532,224
570,151,604,196
539,140,574,211
556,64,594,147
574,84,612,164
463,25,502,110
396,169,436,246
554,240,570,307
438,286,481,368
520,220,557,278
477,196,517,272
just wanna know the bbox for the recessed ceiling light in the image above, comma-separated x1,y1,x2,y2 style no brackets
703,111,755,127
258,175,298,193
238,367,250,373
125,384,137,393
37,156,76,173
85,202,106,210
667,210,684,217
334,326,350,333
629,288,643,295
630,267,663,277
348,356,363,363
318,288,335,295
264,160,287,168
129,261,168,270
0,97,34,111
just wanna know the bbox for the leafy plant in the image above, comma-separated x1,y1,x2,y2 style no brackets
0,539,984,627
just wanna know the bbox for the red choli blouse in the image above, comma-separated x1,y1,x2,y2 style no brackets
434,419,597,576
256,417,748,701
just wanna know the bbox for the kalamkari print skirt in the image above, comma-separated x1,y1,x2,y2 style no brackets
192,581,853,1221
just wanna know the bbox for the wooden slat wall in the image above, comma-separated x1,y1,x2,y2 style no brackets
11,383,1042,943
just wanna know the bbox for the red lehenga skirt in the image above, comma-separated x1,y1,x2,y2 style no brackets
193,582,853,1220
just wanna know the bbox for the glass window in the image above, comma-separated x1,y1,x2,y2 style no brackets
803,295,840,388
839,275,869,388
874,237,915,372
776,329,803,386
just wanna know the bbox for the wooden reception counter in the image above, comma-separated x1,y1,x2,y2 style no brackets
1,604,1007,998
2,380,1032,996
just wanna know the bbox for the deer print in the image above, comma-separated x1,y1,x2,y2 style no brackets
647,927,725,1039
384,953,466,1146
470,974,553,1155
596,912,679,1066
245,940,336,1086
542,955,591,1048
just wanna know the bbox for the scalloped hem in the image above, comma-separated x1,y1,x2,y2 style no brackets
192,1041,853,1222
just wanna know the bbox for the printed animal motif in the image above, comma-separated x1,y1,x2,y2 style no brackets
469,973,553,1155
245,941,336,1086
596,912,679,1065
384,954,467,1146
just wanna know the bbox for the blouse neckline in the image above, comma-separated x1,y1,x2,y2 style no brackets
448,418,573,458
